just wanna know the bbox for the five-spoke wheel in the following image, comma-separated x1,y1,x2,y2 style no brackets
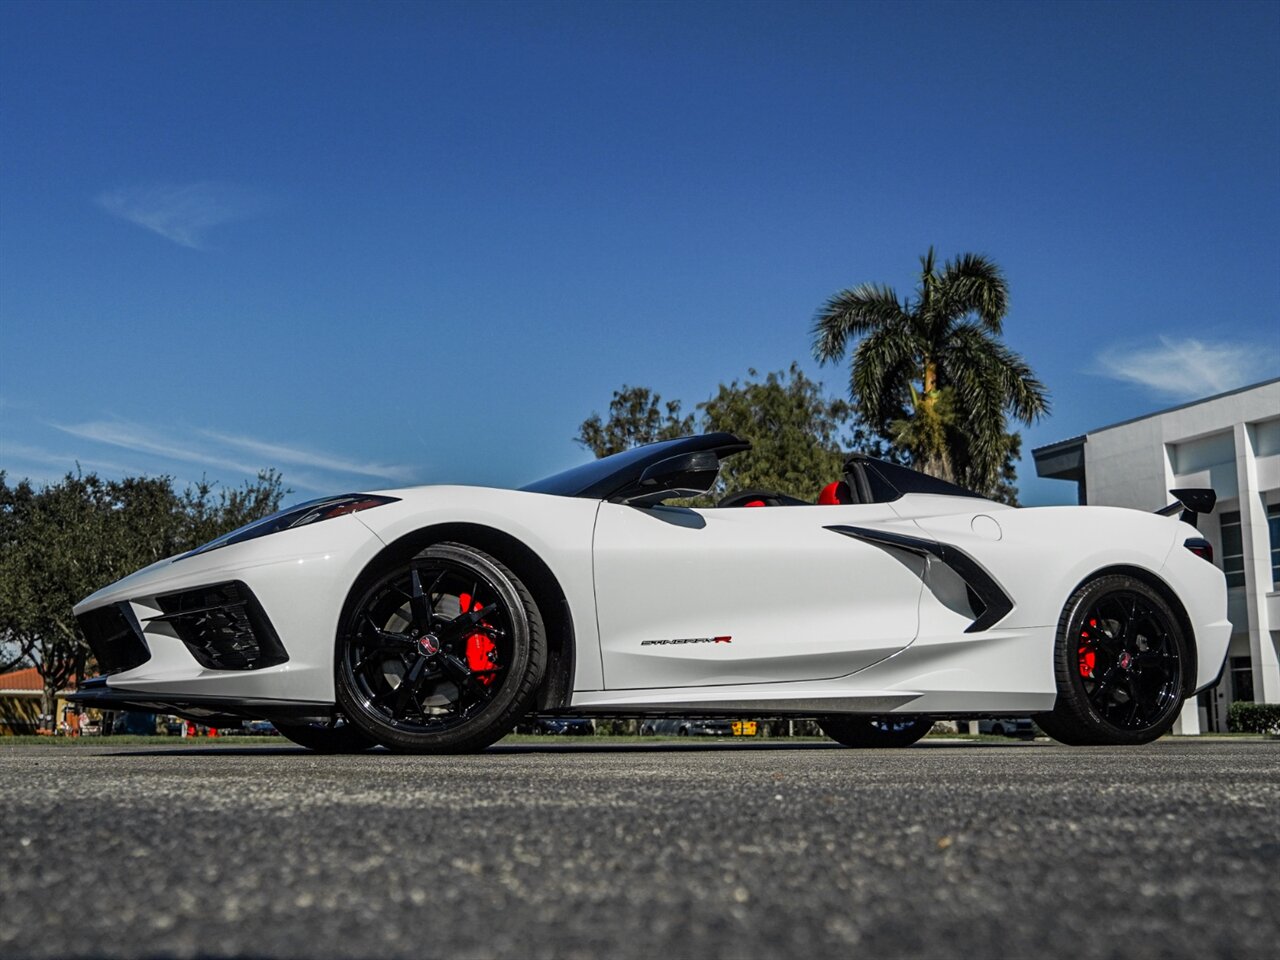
1036,574,1187,745
335,543,546,753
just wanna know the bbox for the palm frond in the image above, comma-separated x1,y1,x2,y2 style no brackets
851,324,918,429
987,344,1050,424
934,325,1015,488
934,253,1009,333
919,246,937,283
941,324,1047,424
811,283,907,363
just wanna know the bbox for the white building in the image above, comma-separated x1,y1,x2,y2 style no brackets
1033,377,1280,734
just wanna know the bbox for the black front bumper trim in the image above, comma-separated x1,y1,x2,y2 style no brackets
68,677,333,725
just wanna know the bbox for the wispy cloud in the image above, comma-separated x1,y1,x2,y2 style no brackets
49,419,416,493
95,182,263,249
200,430,416,484
1,441,144,477
1097,336,1279,400
54,420,264,476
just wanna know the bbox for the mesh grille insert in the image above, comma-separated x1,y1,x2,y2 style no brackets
153,581,288,671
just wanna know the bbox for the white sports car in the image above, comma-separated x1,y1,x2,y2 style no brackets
71,433,1230,752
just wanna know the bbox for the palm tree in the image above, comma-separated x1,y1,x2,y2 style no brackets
812,247,1048,492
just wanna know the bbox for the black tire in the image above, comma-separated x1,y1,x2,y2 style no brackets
820,715,931,748
1035,574,1188,746
335,542,547,754
275,718,378,753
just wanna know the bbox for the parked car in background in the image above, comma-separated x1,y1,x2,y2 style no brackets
241,720,278,736
640,718,756,737
978,718,1038,739
110,711,158,735
515,717,595,736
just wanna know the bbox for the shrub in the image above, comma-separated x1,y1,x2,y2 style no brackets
1227,701,1280,734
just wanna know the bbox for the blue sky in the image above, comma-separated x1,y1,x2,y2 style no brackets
2,0,1277,505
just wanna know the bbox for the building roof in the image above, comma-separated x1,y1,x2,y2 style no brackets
1032,376,1280,458
0,667,44,693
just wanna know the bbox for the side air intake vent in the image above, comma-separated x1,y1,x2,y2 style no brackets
77,604,151,675
151,581,288,671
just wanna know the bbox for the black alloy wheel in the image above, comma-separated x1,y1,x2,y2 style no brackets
275,716,377,753
335,543,546,754
1036,574,1187,746
819,715,931,748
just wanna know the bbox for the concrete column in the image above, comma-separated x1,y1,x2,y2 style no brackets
1172,697,1201,735
1234,422,1280,703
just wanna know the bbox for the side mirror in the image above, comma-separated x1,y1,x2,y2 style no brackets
620,451,721,505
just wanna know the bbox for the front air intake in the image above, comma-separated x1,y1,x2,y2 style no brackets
151,581,288,671
77,604,151,675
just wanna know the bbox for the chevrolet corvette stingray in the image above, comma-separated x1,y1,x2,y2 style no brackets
70,433,1229,753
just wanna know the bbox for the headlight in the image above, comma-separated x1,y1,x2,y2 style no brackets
177,494,400,560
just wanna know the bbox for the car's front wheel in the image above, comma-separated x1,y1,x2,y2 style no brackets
819,716,931,748
335,543,547,754
1035,574,1188,746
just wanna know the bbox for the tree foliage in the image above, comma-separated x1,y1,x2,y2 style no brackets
699,363,897,497
575,386,695,458
576,365,898,501
812,247,1048,496
0,469,288,720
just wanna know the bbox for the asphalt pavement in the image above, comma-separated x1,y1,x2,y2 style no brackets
0,738,1276,959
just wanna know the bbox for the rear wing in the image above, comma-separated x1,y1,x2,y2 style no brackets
1156,488,1216,526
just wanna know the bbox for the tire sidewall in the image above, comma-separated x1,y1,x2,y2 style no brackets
335,543,541,753
820,715,930,748
1054,575,1187,745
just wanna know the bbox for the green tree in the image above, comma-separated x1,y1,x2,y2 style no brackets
989,432,1024,508
575,385,694,458
576,366,896,501
698,363,895,498
180,469,288,548
0,469,288,722
0,472,37,674
812,247,1048,495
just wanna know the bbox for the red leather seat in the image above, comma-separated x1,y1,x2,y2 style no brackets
817,481,853,505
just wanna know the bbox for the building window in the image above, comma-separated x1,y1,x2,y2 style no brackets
1230,656,1254,704
1220,511,1245,588
1221,504,1280,588
1269,502,1280,587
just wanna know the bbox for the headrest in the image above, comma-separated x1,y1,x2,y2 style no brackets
818,481,853,505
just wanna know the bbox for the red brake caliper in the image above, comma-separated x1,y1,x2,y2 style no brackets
1078,618,1098,679
459,593,498,686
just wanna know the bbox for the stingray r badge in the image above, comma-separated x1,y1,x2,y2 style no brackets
639,636,733,646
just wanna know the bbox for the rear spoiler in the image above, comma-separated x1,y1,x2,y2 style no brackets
1156,488,1216,527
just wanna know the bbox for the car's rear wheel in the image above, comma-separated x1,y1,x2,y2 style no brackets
335,542,547,754
820,716,931,748
275,717,377,753
1036,574,1187,746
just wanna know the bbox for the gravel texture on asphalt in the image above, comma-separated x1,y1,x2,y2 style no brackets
0,738,1275,959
